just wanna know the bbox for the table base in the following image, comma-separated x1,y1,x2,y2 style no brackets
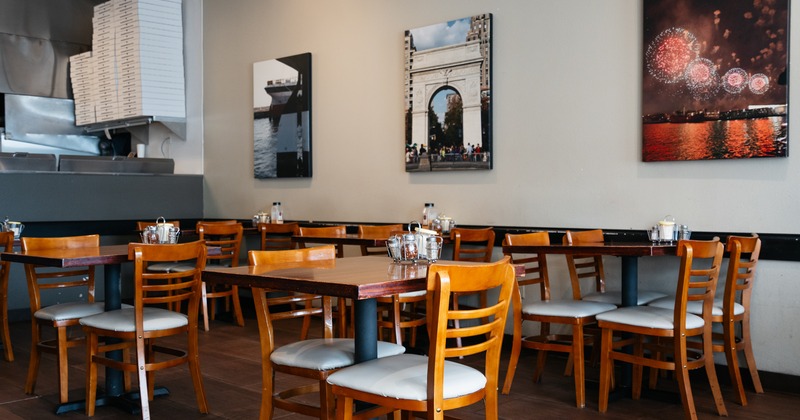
54,386,169,415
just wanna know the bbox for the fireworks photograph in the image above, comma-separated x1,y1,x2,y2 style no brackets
642,0,788,162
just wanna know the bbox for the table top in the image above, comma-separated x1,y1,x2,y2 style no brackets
502,241,677,257
0,244,131,267
202,255,444,300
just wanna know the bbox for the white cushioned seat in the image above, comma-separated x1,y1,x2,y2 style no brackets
595,306,705,330
398,290,426,298
582,290,668,306
79,307,188,332
34,302,105,321
271,338,405,371
647,296,744,317
522,300,616,318
327,353,485,401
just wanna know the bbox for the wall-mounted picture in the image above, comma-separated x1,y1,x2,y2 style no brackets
404,14,492,172
253,52,311,178
642,0,788,162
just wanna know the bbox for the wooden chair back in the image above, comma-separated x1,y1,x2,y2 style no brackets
258,222,299,251
197,221,243,267
425,257,515,410
724,234,760,319
131,241,207,319
358,224,403,256
450,227,495,262
20,235,99,313
136,220,180,230
503,232,551,301
675,238,724,337
297,225,346,258
563,229,606,300
0,231,14,361
248,245,337,343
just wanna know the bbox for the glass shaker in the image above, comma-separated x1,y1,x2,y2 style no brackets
402,233,418,261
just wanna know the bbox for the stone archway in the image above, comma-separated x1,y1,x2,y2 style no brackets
409,40,484,150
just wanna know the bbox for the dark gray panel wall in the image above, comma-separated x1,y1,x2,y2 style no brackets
0,173,203,221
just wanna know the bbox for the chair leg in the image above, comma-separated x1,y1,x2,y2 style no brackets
25,322,41,395
571,324,586,408
533,348,548,383
391,297,403,346
0,303,13,362
201,282,210,331
597,328,613,413
337,394,354,420
136,332,152,420
501,300,523,394
56,326,70,404
741,317,764,394
320,380,335,420
724,320,748,406
703,336,728,417
231,286,245,327
85,331,98,416
188,328,209,413
252,288,275,420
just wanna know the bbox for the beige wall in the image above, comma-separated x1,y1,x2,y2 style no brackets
198,0,800,375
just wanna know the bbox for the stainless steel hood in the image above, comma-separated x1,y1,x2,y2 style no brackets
0,0,102,98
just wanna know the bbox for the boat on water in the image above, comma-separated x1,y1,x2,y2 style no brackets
254,78,299,119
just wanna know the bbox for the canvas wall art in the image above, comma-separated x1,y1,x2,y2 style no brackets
642,0,788,161
253,52,312,178
404,14,492,172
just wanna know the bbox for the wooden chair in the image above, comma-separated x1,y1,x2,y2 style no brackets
359,224,426,347
248,245,405,420
21,234,108,405
597,238,728,420
297,225,350,337
80,241,209,418
258,222,299,251
647,234,763,406
296,225,346,258
500,232,616,408
196,221,245,331
450,227,495,347
564,229,667,305
327,257,516,420
0,231,14,361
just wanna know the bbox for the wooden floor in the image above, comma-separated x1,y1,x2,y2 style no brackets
0,311,798,419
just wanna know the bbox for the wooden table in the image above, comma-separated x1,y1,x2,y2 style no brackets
202,255,432,362
502,241,677,307
1,244,134,414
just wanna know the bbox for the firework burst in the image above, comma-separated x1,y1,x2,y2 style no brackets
748,73,770,94
646,28,699,83
721,68,749,94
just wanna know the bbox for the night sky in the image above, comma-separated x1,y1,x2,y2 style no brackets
642,0,788,115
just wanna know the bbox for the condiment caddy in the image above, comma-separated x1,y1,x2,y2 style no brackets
386,221,443,263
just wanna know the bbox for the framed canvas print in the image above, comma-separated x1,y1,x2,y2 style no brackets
253,52,312,178
642,0,788,161
404,14,492,172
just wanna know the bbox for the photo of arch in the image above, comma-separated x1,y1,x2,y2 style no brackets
404,14,492,172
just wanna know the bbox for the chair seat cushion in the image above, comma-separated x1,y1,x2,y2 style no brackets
79,307,188,332
595,306,705,330
146,262,195,273
326,353,485,401
583,290,668,306
522,300,616,318
271,338,405,371
647,296,744,317
399,290,427,298
35,302,125,321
